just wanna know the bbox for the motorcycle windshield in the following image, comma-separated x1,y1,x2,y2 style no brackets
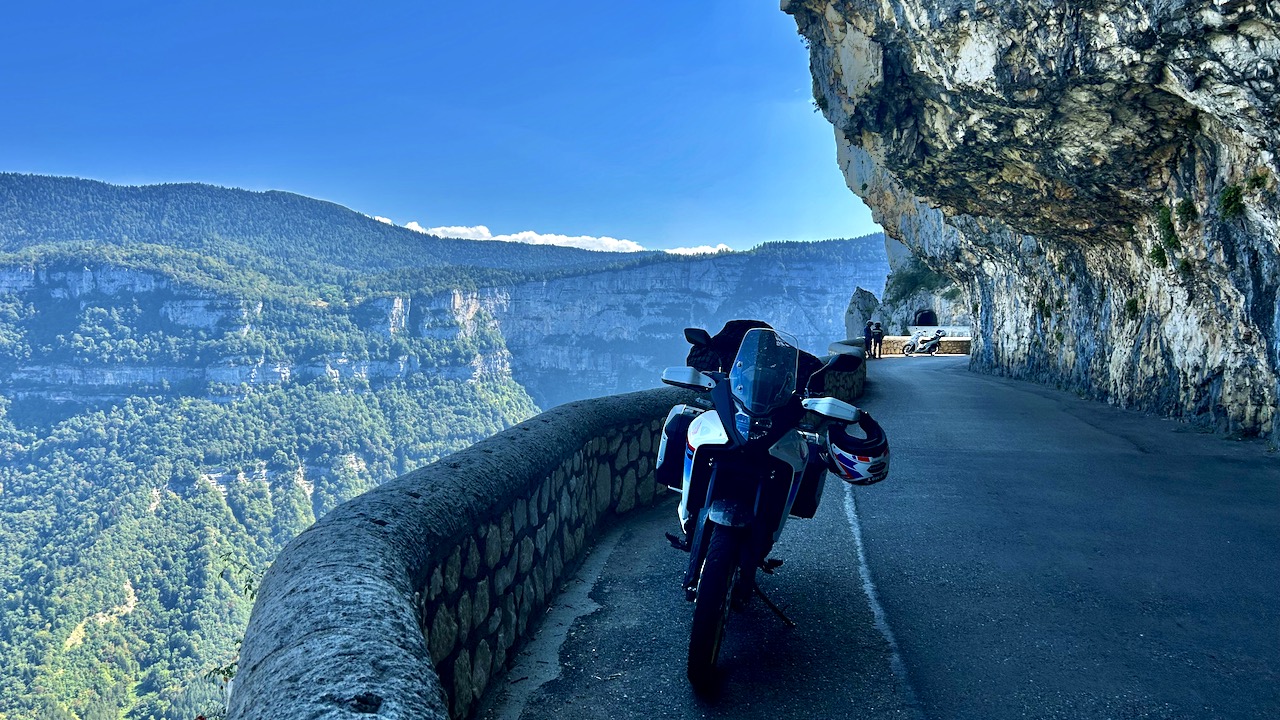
728,328,799,416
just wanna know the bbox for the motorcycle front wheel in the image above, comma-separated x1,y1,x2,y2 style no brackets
687,525,739,688
902,344,912,355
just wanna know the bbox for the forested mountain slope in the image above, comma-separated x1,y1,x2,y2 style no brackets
0,174,647,282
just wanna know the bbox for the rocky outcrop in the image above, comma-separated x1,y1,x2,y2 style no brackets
844,286,882,339
787,0,1280,436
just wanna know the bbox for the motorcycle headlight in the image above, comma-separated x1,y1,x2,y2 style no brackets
735,412,772,441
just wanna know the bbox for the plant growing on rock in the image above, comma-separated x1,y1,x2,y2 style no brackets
1178,258,1193,276
1124,297,1141,321
1149,243,1168,267
1220,184,1246,219
1156,205,1181,251
882,256,953,304
1247,171,1268,191
1176,198,1198,225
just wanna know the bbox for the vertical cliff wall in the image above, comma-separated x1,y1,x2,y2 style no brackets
492,240,888,407
786,0,1280,436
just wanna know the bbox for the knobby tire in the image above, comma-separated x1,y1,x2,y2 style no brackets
688,525,739,688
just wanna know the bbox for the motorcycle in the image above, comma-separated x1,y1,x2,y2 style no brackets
903,328,946,356
656,326,890,687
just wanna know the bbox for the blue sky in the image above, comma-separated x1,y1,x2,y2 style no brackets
0,0,880,252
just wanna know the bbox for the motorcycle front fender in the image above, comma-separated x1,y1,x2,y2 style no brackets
706,498,754,527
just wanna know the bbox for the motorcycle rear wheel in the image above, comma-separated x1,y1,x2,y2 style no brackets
687,525,739,688
902,344,912,356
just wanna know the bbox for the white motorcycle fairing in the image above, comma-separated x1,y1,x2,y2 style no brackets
678,408,809,542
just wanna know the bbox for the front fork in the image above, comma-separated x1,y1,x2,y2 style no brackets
682,469,771,600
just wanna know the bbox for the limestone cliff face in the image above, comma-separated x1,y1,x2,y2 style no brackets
0,266,508,402
493,245,888,407
787,0,1280,436
0,244,886,409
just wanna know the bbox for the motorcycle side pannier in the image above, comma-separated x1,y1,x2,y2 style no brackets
789,436,828,519
656,404,703,490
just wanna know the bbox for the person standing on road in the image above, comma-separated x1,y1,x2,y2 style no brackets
872,322,885,359
864,321,876,359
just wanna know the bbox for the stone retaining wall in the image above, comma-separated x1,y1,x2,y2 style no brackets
229,368,866,720
882,336,972,355
228,386,696,720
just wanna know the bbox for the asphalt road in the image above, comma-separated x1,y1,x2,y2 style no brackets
480,356,1280,720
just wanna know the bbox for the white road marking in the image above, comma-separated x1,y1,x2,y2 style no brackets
844,483,925,718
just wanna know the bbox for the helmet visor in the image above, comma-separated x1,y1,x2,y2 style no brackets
729,328,799,416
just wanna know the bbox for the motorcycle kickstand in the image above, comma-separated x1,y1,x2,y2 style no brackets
753,585,796,628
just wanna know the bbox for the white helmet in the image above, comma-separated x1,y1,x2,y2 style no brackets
827,412,890,485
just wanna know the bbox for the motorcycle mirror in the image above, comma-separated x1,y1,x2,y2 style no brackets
804,354,841,395
801,396,861,422
684,327,713,347
661,366,715,391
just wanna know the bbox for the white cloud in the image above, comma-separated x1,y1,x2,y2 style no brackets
665,244,733,255
401,221,646,253
386,217,740,256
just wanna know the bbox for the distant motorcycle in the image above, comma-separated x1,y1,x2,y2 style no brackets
656,325,891,688
903,329,945,356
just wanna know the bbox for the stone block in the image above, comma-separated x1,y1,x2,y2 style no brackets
638,474,655,506
637,455,651,479
501,596,516,644
640,428,652,454
550,541,564,583
628,437,640,463
462,537,480,581
501,510,514,550
483,523,502,570
513,498,527,536
452,649,472,716
533,568,546,607
535,523,549,556
444,546,461,595
455,590,472,645
429,604,458,666
472,578,490,632
493,554,517,595
616,467,637,513
472,640,492,700
518,536,534,575
539,477,551,515
527,490,539,528
594,465,612,513
609,434,623,455
578,481,591,517
427,566,444,602
517,581,533,636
